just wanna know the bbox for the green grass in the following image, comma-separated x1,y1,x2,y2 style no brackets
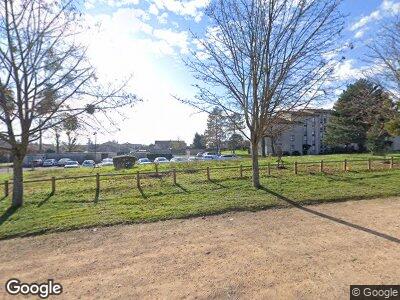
0,153,399,239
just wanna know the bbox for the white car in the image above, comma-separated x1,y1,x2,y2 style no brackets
154,157,169,164
202,152,219,160
64,161,80,168
170,157,188,163
82,160,95,167
218,154,238,160
188,156,200,162
101,158,113,166
137,158,152,165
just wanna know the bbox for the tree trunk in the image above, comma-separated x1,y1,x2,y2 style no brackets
261,137,266,157
12,156,24,207
251,137,261,189
56,134,60,154
271,137,276,156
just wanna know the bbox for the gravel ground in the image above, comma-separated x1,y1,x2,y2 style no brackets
0,197,399,299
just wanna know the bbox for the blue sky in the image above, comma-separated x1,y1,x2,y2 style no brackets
77,0,400,145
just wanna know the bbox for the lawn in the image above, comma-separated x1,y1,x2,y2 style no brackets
0,153,399,239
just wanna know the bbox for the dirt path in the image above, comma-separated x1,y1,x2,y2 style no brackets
1,197,400,299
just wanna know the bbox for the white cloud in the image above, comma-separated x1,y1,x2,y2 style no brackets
333,60,364,81
149,3,159,15
152,0,210,22
153,28,190,54
80,7,204,144
157,12,169,24
350,0,400,38
354,29,365,39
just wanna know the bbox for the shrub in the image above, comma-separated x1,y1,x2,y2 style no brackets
113,155,136,170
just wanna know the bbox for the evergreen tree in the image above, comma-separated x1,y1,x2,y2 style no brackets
325,79,395,153
192,133,206,149
204,107,227,153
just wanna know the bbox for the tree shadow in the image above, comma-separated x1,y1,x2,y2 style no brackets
209,179,227,188
37,193,53,207
260,186,400,245
175,183,190,193
0,206,19,226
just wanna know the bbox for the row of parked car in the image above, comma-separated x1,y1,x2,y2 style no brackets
31,153,238,168
33,158,114,168
137,153,238,165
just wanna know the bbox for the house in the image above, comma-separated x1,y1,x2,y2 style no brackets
154,140,187,151
260,109,400,155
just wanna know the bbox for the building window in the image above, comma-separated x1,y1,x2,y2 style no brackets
312,131,315,136
291,145,295,151
290,135,295,141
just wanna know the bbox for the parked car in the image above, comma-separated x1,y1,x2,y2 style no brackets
100,158,113,166
43,159,57,167
57,158,72,167
82,160,95,167
31,159,43,167
137,158,152,165
64,160,79,168
218,154,238,160
196,152,205,157
154,157,169,164
188,156,200,162
202,152,219,160
170,157,188,163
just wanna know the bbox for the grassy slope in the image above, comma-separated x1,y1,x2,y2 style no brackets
0,153,399,239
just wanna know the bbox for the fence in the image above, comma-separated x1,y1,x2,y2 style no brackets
1,157,399,199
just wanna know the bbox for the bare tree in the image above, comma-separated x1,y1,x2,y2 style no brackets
0,0,137,207
181,0,344,188
368,18,400,101
367,18,400,136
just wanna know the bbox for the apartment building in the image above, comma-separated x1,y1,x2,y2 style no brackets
259,109,332,155
260,108,400,155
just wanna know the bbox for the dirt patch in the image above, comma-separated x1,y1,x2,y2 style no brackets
0,197,399,299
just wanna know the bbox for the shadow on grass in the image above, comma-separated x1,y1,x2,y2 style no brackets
324,172,396,183
209,179,227,188
37,193,53,207
138,187,148,199
260,186,400,245
0,206,19,226
175,183,190,193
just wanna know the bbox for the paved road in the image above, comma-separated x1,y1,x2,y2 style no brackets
0,197,399,299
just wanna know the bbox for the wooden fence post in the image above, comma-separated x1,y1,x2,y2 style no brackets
267,163,271,176
368,158,371,171
206,167,210,181
240,164,243,178
155,163,159,176
343,159,347,171
173,169,177,185
4,180,8,197
136,171,140,189
294,161,298,175
390,156,394,169
320,160,324,173
51,177,56,195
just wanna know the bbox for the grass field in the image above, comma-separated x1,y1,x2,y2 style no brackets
0,153,400,239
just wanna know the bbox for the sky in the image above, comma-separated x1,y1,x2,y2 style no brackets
78,0,400,145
